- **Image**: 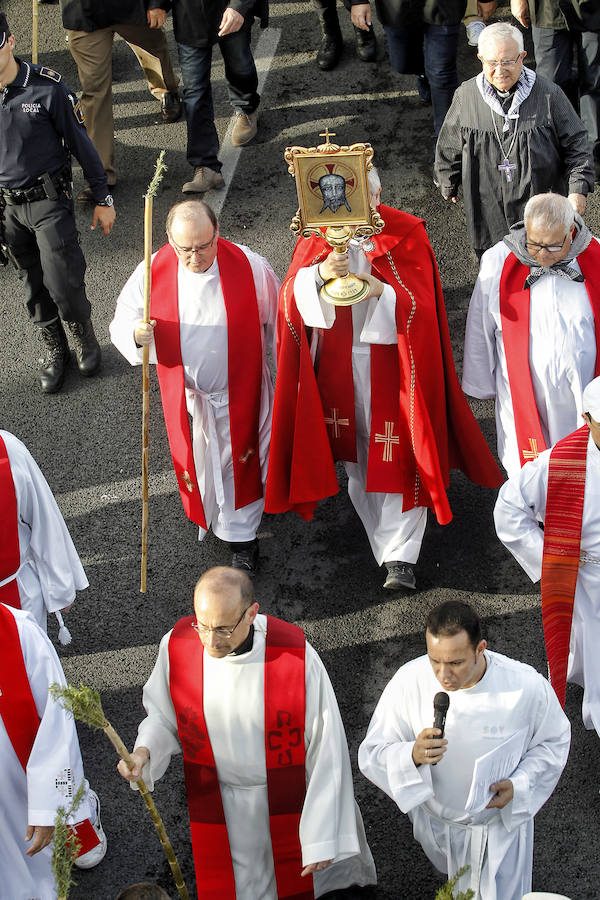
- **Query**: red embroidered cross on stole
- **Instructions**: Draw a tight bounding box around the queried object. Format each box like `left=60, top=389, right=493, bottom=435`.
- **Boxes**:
left=500, top=241, right=600, bottom=467
left=0, top=435, right=21, bottom=608
left=150, top=240, right=264, bottom=529
left=541, top=425, right=589, bottom=707
left=169, top=615, right=314, bottom=899
left=0, top=603, right=100, bottom=856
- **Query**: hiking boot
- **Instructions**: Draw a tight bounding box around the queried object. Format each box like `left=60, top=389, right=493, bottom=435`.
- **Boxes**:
left=182, top=167, right=225, bottom=194
left=317, top=19, right=343, bottom=70
left=38, top=319, right=70, bottom=393
left=383, top=562, right=416, bottom=591
left=231, top=110, right=259, bottom=147
left=66, top=319, right=102, bottom=377
left=353, top=25, right=376, bottom=62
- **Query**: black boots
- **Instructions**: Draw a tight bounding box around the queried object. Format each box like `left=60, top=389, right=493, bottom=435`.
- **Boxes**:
left=66, top=319, right=102, bottom=377
left=353, top=25, right=377, bottom=62
left=317, top=15, right=343, bottom=70
left=39, top=318, right=70, bottom=393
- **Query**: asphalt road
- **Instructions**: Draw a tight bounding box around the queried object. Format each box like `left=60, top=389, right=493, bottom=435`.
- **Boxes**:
left=2, top=1, right=599, bottom=898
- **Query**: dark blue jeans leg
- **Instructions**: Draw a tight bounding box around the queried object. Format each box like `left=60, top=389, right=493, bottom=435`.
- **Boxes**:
left=423, top=23, right=460, bottom=138
left=219, top=28, right=260, bottom=114
left=383, top=24, right=425, bottom=77
left=176, top=41, right=221, bottom=172
left=578, top=30, right=600, bottom=154
left=532, top=26, right=578, bottom=108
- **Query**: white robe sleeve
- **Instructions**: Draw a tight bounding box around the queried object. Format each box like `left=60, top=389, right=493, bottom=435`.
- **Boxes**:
left=242, top=246, right=281, bottom=365
left=133, top=630, right=181, bottom=791
left=358, top=674, right=434, bottom=814
left=500, top=674, right=570, bottom=832
left=493, top=450, right=551, bottom=583
left=18, top=612, right=90, bottom=825
left=462, top=249, right=501, bottom=400
left=110, top=259, right=158, bottom=366
left=4, top=431, right=88, bottom=616
left=299, top=644, right=365, bottom=866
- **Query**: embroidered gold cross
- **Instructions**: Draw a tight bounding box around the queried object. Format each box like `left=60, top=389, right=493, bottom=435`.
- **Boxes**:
left=324, top=408, right=350, bottom=439
left=375, top=421, right=400, bottom=462
left=239, top=448, right=255, bottom=463
left=522, top=438, right=540, bottom=461
left=180, top=470, right=194, bottom=493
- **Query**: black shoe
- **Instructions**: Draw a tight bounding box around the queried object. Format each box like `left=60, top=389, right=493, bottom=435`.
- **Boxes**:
left=38, top=319, right=70, bottom=393
left=66, top=319, right=102, bottom=377
left=230, top=540, right=259, bottom=577
left=160, top=92, right=182, bottom=123
left=317, top=21, right=343, bottom=70
left=353, top=25, right=376, bottom=62
left=383, top=562, right=416, bottom=591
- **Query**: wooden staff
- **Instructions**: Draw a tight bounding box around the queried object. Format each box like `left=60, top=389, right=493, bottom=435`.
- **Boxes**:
left=50, top=682, right=190, bottom=900
left=32, top=0, right=39, bottom=64
left=140, top=151, right=167, bottom=593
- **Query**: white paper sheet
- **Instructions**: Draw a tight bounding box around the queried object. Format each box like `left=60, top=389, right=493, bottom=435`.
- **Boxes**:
left=464, top=727, right=528, bottom=814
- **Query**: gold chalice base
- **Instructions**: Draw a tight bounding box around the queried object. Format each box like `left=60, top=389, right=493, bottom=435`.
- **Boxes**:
left=320, top=274, right=370, bottom=306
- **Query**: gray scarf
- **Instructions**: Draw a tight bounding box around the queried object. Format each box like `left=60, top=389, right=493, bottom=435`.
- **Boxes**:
left=503, top=214, right=592, bottom=287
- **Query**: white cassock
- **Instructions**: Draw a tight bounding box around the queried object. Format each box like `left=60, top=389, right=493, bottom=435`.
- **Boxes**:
left=132, top=613, right=377, bottom=899
left=494, top=432, right=600, bottom=734
left=293, top=241, right=427, bottom=566
left=1, top=605, right=92, bottom=900
left=0, top=430, right=88, bottom=631
left=358, top=650, right=570, bottom=900
left=110, top=246, right=280, bottom=543
left=462, top=240, right=597, bottom=478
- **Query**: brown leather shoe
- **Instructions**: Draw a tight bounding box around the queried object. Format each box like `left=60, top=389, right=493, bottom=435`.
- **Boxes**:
left=181, top=167, right=225, bottom=194
left=231, top=110, right=258, bottom=147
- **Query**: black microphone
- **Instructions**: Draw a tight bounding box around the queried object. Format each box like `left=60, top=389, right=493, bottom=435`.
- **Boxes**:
left=433, top=691, right=450, bottom=736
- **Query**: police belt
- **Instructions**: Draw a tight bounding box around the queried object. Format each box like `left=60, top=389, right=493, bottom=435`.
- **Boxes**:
left=0, top=168, right=71, bottom=205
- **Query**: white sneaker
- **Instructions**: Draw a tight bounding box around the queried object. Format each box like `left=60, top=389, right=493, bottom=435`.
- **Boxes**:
left=73, top=789, right=107, bottom=869
left=466, top=21, right=485, bottom=47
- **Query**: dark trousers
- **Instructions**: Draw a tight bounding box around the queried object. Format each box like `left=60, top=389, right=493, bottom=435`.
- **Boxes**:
left=311, top=0, right=352, bottom=28
left=384, top=22, right=461, bottom=137
left=3, top=195, right=90, bottom=325
left=533, top=26, right=600, bottom=152
left=177, top=30, right=259, bottom=173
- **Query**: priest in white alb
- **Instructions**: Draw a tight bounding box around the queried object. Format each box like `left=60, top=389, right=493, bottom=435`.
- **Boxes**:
left=0, top=429, right=88, bottom=640
left=462, top=191, right=600, bottom=478
left=358, top=600, right=570, bottom=900
left=495, top=375, right=600, bottom=736
left=0, top=602, right=106, bottom=900
left=117, top=567, right=377, bottom=899
left=110, top=200, right=280, bottom=575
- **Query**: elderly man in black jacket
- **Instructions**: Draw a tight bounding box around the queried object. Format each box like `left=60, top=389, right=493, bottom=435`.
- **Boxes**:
left=163, top=0, right=268, bottom=194
left=60, top=0, right=181, bottom=200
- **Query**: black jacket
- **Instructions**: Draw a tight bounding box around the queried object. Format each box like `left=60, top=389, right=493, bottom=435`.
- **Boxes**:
left=559, top=0, right=600, bottom=32
left=60, top=0, right=165, bottom=32
left=350, top=0, right=469, bottom=27
left=162, top=0, right=268, bottom=48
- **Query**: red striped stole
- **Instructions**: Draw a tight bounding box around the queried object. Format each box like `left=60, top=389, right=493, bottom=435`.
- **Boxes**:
left=499, top=241, right=600, bottom=467
left=0, top=435, right=21, bottom=608
left=168, top=615, right=313, bottom=899
left=541, top=425, right=589, bottom=706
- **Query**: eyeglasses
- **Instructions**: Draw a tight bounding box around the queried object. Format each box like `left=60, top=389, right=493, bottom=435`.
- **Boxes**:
left=191, top=606, right=249, bottom=639
left=480, top=54, right=522, bottom=69
left=170, top=230, right=217, bottom=255
left=525, top=233, right=569, bottom=254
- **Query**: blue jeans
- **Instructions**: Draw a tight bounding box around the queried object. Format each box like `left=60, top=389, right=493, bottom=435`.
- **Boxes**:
left=177, top=30, right=259, bottom=172
left=384, top=23, right=460, bottom=138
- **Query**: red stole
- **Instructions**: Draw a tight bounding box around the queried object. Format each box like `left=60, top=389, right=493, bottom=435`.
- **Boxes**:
left=0, top=603, right=100, bottom=856
left=499, top=241, right=600, bottom=467
left=150, top=241, right=264, bottom=529
left=0, top=435, right=21, bottom=608
left=168, top=615, right=313, bottom=900
left=541, top=425, right=589, bottom=707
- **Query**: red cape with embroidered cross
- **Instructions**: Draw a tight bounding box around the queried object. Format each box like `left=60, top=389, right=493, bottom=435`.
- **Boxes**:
left=0, top=434, right=22, bottom=609
left=265, top=205, right=503, bottom=523
left=0, top=603, right=100, bottom=857
left=499, top=240, right=600, bottom=468
left=150, top=240, right=264, bottom=530
left=168, top=613, right=313, bottom=900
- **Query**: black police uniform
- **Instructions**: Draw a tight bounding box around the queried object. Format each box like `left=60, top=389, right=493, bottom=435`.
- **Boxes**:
left=0, top=58, right=111, bottom=326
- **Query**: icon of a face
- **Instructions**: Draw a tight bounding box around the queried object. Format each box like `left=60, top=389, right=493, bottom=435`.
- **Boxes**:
left=318, top=174, right=351, bottom=214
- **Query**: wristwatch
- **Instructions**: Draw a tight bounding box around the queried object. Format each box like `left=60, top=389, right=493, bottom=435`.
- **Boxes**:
left=96, top=194, right=114, bottom=207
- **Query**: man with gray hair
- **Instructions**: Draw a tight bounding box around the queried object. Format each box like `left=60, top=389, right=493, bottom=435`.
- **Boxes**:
left=110, top=199, right=280, bottom=574
left=434, top=21, right=595, bottom=256
left=462, top=191, right=600, bottom=477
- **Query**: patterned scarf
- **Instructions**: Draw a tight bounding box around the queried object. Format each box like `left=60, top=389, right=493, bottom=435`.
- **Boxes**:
left=525, top=264, right=585, bottom=288
left=477, top=66, right=536, bottom=131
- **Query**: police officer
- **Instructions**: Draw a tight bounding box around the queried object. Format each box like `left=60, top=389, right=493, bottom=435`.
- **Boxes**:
left=0, top=12, right=116, bottom=393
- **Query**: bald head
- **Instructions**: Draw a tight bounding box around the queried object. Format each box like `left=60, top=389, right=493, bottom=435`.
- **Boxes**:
left=193, top=567, right=258, bottom=657
left=166, top=200, right=219, bottom=273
